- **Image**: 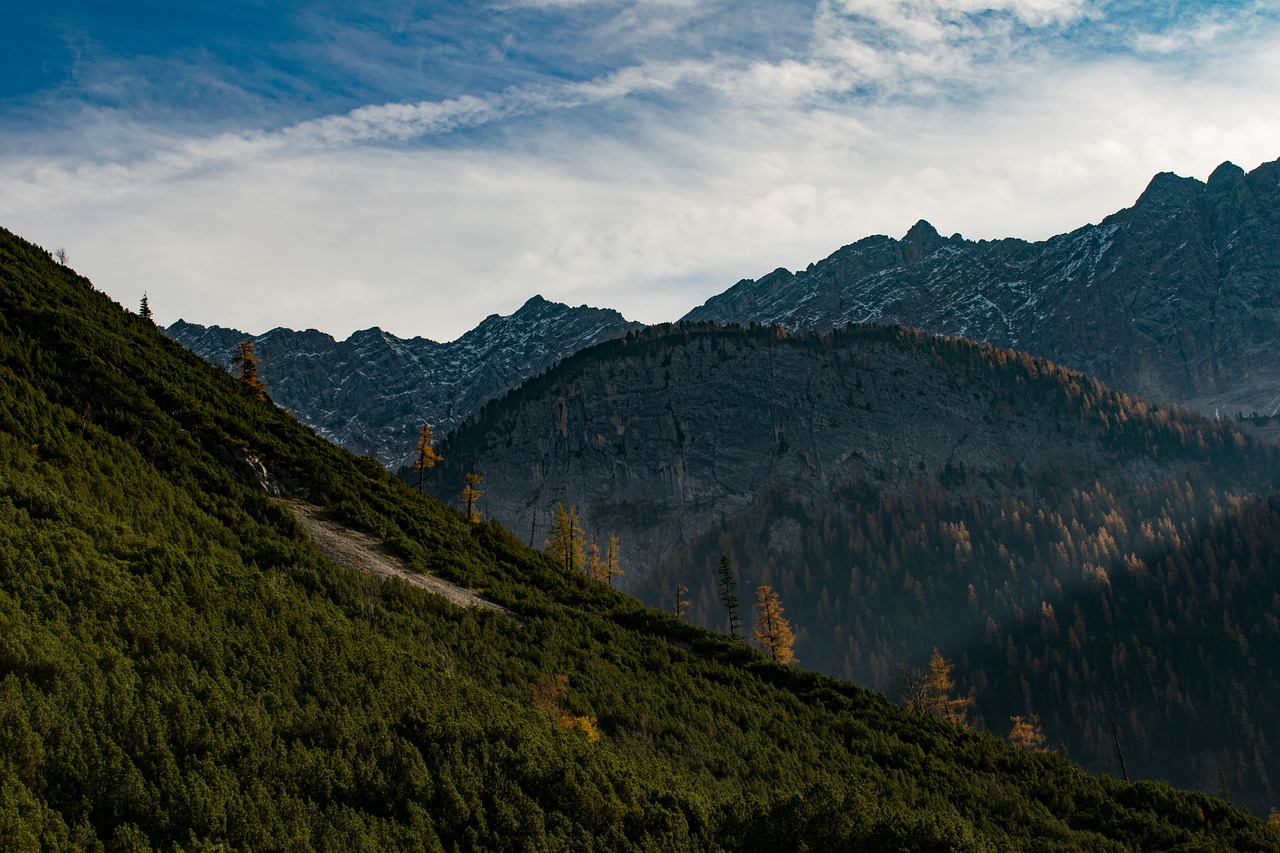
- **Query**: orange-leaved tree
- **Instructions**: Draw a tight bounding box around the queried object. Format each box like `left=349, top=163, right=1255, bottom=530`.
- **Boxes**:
left=546, top=502, right=585, bottom=572
left=412, top=422, right=442, bottom=492
left=1009, top=714, right=1047, bottom=750
left=231, top=339, right=266, bottom=400
left=753, top=584, right=796, bottom=665
left=461, top=471, right=483, bottom=523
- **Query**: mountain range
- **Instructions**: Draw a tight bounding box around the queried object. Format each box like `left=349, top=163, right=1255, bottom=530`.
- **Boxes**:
left=165, top=296, right=641, bottom=469
left=171, top=158, right=1280, bottom=465
left=10, top=225, right=1278, bottom=848
left=684, top=159, right=1280, bottom=430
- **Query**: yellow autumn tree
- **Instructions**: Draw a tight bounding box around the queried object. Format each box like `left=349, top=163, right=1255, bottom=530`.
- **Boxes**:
left=460, top=471, right=483, bottom=523
left=904, top=649, right=972, bottom=724
left=1009, top=714, right=1047, bottom=751
left=603, top=533, right=622, bottom=587
left=545, top=502, right=585, bottom=572
left=530, top=674, right=600, bottom=741
left=584, top=535, right=603, bottom=581
left=231, top=339, right=266, bottom=400
left=753, top=584, right=796, bottom=665
left=411, top=422, right=442, bottom=492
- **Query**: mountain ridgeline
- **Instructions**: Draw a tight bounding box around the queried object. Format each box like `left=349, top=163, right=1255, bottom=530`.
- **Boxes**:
left=165, top=296, right=642, bottom=469
left=12, top=227, right=1279, bottom=847
left=432, top=322, right=1280, bottom=813
left=684, top=158, right=1280, bottom=429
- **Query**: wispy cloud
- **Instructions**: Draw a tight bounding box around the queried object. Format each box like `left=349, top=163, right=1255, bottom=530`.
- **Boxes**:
left=1, top=1, right=1278, bottom=341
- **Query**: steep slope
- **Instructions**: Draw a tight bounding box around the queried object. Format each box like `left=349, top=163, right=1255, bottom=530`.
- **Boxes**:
left=7, top=231, right=1275, bottom=848
left=684, top=158, right=1280, bottom=427
left=165, top=296, right=642, bottom=468
left=432, top=322, right=1280, bottom=813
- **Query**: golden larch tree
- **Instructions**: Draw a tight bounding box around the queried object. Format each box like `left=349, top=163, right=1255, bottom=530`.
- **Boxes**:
left=753, top=584, right=796, bottom=665
left=231, top=339, right=267, bottom=399
left=584, top=535, right=603, bottom=581
left=411, top=422, right=442, bottom=492
left=461, top=471, right=483, bottom=523
left=1009, top=714, right=1047, bottom=751
left=925, top=648, right=972, bottom=725
left=603, top=533, right=622, bottom=587
left=546, top=502, right=585, bottom=572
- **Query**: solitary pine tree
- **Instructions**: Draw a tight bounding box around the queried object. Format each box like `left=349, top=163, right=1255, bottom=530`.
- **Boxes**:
left=461, top=471, right=483, bottom=524
left=674, top=583, right=689, bottom=621
left=546, top=502, right=585, bottom=572
left=139, top=293, right=153, bottom=322
left=753, top=584, right=796, bottom=664
left=412, top=422, right=443, bottom=492
left=717, top=554, right=742, bottom=640
left=231, top=340, right=267, bottom=400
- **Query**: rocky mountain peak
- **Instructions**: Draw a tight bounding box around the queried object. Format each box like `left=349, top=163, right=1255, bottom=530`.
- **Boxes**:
left=166, top=298, right=642, bottom=467
left=1133, top=169, right=1204, bottom=210
left=1207, top=160, right=1246, bottom=188
left=901, top=219, right=946, bottom=262
left=683, top=156, right=1280, bottom=428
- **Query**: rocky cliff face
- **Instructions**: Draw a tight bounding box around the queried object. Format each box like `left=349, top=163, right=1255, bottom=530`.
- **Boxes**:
left=165, top=296, right=642, bottom=468
left=684, top=158, right=1280, bottom=428
left=431, top=324, right=1262, bottom=584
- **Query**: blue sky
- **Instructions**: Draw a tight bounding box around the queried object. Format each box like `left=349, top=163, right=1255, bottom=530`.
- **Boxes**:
left=2, top=1, right=1278, bottom=341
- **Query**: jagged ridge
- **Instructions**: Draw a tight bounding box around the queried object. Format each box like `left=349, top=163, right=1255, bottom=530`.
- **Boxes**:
left=684, top=158, right=1280, bottom=426
left=166, top=296, right=642, bottom=468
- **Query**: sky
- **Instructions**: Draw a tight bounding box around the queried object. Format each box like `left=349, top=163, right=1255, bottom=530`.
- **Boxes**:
left=2, top=1, right=1278, bottom=342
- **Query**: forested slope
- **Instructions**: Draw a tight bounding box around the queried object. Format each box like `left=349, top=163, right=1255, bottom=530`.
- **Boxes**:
left=2, top=226, right=1277, bottom=850
left=434, top=323, right=1280, bottom=814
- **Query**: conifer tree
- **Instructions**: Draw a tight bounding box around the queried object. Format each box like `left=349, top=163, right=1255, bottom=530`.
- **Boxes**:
left=1008, top=714, right=1047, bottom=750
left=717, top=554, right=742, bottom=640
left=753, top=584, right=796, bottom=664
left=925, top=649, right=972, bottom=725
left=139, top=292, right=152, bottom=322
left=546, top=502, right=585, bottom=572
left=584, top=535, right=603, bottom=581
left=411, top=422, right=443, bottom=492
left=231, top=339, right=267, bottom=400
left=604, top=533, right=622, bottom=587
left=461, top=471, right=483, bottom=524
left=674, top=583, right=689, bottom=621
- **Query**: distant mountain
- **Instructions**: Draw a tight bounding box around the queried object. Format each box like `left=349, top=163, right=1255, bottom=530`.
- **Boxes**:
left=684, top=158, right=1280, bottom=430
left=432, top=322, right=1280, bottom=812
left=13, top=226, right=1277, bottom=849
left=165, top=296, right=642, bottom=468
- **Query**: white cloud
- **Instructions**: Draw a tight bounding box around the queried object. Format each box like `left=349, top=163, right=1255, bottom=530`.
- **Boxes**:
left=2, top=1, right=1279, bottom=342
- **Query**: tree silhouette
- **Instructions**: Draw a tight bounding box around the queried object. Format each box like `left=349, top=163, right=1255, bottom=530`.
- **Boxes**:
left=717, top=554, right=742, bottom=640
left=139, top=293, right=152, bottom=322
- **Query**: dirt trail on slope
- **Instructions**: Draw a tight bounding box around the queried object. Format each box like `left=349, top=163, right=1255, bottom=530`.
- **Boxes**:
left=282, top=499, right=514, bottom=617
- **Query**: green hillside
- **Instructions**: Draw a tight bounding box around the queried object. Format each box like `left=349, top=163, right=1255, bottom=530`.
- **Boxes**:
left=2, top=225, right=1277, bottom=850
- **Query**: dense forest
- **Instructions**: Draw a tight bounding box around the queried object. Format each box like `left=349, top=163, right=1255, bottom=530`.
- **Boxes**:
left=429, top=320, right=1280, bottom=814
left=3, top=225, right=1280, bottom=850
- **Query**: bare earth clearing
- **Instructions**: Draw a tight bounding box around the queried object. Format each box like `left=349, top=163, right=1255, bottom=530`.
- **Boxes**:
left=282, top=499, right=514, bottom=617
